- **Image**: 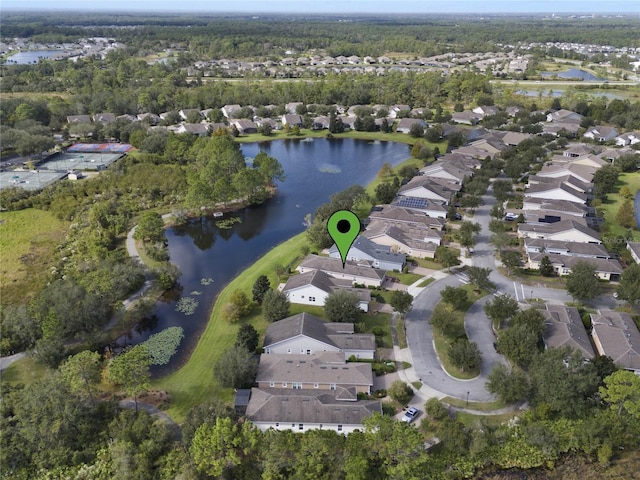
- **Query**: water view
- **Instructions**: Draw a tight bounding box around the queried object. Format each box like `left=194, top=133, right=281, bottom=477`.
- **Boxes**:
left=3, top=50, right=71, bottom=64
left=119, top=138, right=412, bottom=373
left=540, top=68, right=604, bottom=81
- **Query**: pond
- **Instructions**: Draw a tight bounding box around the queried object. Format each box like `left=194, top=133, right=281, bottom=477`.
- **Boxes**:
left=540, top=68, right=604, bottom=81
left=3, top=50, right=71, bottom=64
left=117, top=138, right=412, bottom=374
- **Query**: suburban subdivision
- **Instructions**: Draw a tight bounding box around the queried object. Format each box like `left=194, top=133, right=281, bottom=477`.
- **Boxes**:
left=1, top=9, right=639, bottom=480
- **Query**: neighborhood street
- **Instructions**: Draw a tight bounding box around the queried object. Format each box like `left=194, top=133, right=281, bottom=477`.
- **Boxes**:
left=405, top=183, right=619, bottom=403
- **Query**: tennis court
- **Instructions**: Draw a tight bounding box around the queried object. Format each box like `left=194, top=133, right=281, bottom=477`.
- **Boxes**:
left=39, top=151, right=124, bottom=172
left=0, top=170, right=67, bottom=191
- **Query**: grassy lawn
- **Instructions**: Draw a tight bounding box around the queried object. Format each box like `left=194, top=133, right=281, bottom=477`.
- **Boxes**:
left=598, top=171, right=640, bottom=242
left=385, top=271, right=423, bottom=285
left=0, top=208, right=69, bottom=305
left=431, top=285, right=488, bottom=380
left=396, top=316, right=408, bottom=348
left=417, top=277, right=436, bottom=288
left=1, top=356, right=49, bottom=386
left=151, top=233, right=308, bottom=422
left=414, top=256, right=446, bottom=270
left=441, top=396, right=507, bottom=412
left=455, top=411, right=519, bottom=427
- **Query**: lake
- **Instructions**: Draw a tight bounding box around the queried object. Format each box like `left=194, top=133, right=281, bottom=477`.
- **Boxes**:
left=540, top=68, right=604, bottom=81
left=117, top=138, right=412, bottom=373
left=3, top=50, right=70, bottom=64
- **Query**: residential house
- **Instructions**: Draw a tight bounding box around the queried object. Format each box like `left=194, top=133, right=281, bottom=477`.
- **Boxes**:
left=627, top=242, right=640, bottom=264
left=263, top=312, right=376, bottom=359
left=527, top=252, right=622, bottom=280
left=524, top=238, right=610, bottom=259
left=590, top=311, right=640, bottom=373
left=312, top=116, right=331, bottom=130
left=535, top=164, right=596, bottom=185
left=472, top=105, right=499, bottom=117
left=92, top=113, right=116, bottom=124
left=178, top=108, right=201, bottom=121
left=543, top=122, right=580, bottom=137
left=522, top=198, right=589, bottom=219
left=282, top=114, right=304, bottom=127
left=546, top=109, right=584, bottom=124
left=583, top=125, right=619, bottom=143
left=329, top=235, right=406, bottom=271
left=367, top=205, right=446, bottom=229
left=397, top=177, right=459, bottom=204
left=363, top=222, right=441, bottom=259
left=501, top=131, right=531, bottom=146
left=451, top=111, right=481, bottom=125
left=388, top=105, right=411, bottom=119
left=245, top=388, right=382, bottom=433
left=67, top=114, right=92, bottom=124
left=615, top=131, right=640, bottom=147
left=524, top=181, right=588, bottom=205
left=137, top=113, right=160, bottom=124
left=562, top=144, right=594, bottom=158
left=396, top=118, right=425, bottom=134
left=297, top=254, right=386, bottom=287
left=517, top=219, right=601, bottom=244
left=282, top=270, right=371, bottom=312
left=285, top=102, right=303, bottom=114
left=176, top=123, right=210, bottom=136
left=255, top=352, right=373, bottom=394
left=221, top=104, right=242, bottom=118
left=541, top=305, right=595, bottom=359
left=420, top=160, right=471, bottom=184
left=116, top=114, right=137, bottom=123
left=231, top=119, right=258, bottom=134
left=391, top=196, right=449, bottom=217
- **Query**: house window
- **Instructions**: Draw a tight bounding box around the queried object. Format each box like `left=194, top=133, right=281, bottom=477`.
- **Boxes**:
left=309, top=296, right=316, bottom=302
left=306, top=349, right=311, bottom=355
left=270, top=381, right=275, bottom=387
left=265, top=348, right=270, bottom=354
left=275, top=423, right=279, bottom=427
left=314, top=383, right=319, bottom=388
left=282, top=382, right=287, bottom=387
left=293, top=382, right=302, bottom=389
left=301, top=295, right=305, bottom=299
left=287, top=348, right=292, bottom=354
left=299, top=424, right=304, bottom=430
left=337, top=425, right=343, bottom=432
left=330, top=383, right=336, bottom=390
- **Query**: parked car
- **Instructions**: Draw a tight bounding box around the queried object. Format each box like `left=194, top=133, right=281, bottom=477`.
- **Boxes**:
left=401, top=407, right=419, bottom=423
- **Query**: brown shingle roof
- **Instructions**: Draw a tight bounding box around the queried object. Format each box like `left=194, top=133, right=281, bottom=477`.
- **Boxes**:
left=542, top=305, right=595, bottom=359
left=591, top=311, right=640, bottom=371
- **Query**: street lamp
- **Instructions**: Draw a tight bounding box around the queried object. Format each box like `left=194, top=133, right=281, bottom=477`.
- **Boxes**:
left=466, top=391, right=469, bottom=406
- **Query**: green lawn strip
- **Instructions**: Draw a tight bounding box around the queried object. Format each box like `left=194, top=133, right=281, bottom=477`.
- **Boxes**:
left=431, top=285, right=487, bottom=380
left=440, top=396, right=507, bottom=412
left=417, top=277, right=435, bottom=288
left=455, top=411, right=518, bottom=427
left=1, top=356, right=50, bottom=386
left=598, top=171, right=640, bottom=242
left=385, top=271, right=423, bottom=286
left=414, top=257, right=445, bottom=270
left=396, top=316, right=408, bottom=349
left=0, top=208, right=69, bottom=305
left=151, top=233, right=308, bottom=422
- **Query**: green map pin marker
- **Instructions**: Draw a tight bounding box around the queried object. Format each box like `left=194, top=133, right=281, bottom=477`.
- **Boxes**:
left=327, top=209, right=360, bottom=268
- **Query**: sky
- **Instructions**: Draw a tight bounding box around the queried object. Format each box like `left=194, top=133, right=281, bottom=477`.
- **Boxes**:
left=1, top=0, right=638, bottom=14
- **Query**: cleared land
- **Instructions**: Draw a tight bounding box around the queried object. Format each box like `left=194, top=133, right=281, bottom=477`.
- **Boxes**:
left=0, top=208, right=69, bottom=304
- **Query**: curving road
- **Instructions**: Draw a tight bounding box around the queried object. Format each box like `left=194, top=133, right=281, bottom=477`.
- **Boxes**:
left=406, top=184, right=619, bottom=402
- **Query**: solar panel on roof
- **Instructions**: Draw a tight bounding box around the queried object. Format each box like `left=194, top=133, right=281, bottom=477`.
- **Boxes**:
left=394, top=197, right=429, bottom=210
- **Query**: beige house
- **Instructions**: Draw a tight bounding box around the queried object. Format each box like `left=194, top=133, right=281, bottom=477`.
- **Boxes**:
left=527, top=252, right=622, bottom=281
left=590, top=311, right=640, bottom=374
left=297, top=254, right=386, bottom=288
left=363, top=222, right=441, bottom=259
left=518, top=220, right=601, bottom=244
left=282, top=270, right=371, bottom=312
left=541, top=305, right=595, bottom=359
left=256, top=352, right=373, bottom=394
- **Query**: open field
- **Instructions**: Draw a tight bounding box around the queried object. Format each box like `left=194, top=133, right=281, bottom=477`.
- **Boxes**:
left=598, top=171, right=640, bottom=243
left=152, top=233, right=308, bottom=422
left=0, top=208, right=69, bottom=304
left=1, top=356, right=49, bottom=386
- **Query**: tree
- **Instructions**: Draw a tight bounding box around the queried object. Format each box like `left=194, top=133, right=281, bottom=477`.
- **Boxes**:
left=539, top=255, right=554, bottom=277
left=436, top=246, right=460, bottom=271
left=496, top=321, right=542, bottom=369
left=566, top=261, right=601, bottom=302
left=430, top=304, right=465, bottom=339
left=106, top=345, right=151, bottom=412
left=191, top=417, right=262, bottom=479
left=252, top=275, right=271, bottom=304
left=492, top=180, right=513, bottom=202
left=214, top=345, right=258, bottom=389
left=143, top=326, right=184, bottom=365
left=616, top=198, right=636, bottom=229
left=486, top=364, right=530, bottom=403
left=375, top=182, right=398, bottom=204
left=134, top=211, right=165, bottom=243
left=254, top=151, right=286, bottom=187
left=501, top=250, right=522, bottom=276
left=617, top=263, right=640, bottom=307
left=467, top=266, right=495, bottom=291
left=235, top=323, right=259, bottom=353
left=182, top=399, right=236, bottom=447
left=424, top=397, right=449, bottom=421
left=225, top=289, right=252, bottom=322
left=388, top=380, right=414, bottom=405
left=448, top=340, right=481, bottom=372
left=490, top=204, right=505, bottom=220
left=262, top=289, right=290, bottom=322
left=440, top=286, right=468, bottom=310
left=324, top=289, right=360, bottom=323
left=389, top=290, right=413, bottom=316
left=490, top=231, right=511, bottom=253
left=593, top=164, right=619, bottom=201
left=60, top=350, right=102, bottom=403
left=484, top=294, right=519, bottom=328
left=409, top=123, right=424, bottom=138
left=459, top=221, right=481, bottom=248
left=599, top=370, right=640, bottom=418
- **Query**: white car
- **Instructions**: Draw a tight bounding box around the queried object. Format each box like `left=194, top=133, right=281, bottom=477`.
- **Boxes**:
left=401, top=407, right=419, bottom=423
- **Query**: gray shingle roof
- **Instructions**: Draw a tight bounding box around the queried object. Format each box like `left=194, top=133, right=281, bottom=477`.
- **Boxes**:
left=297, top=254, right=386, bottom=281
left=368, top=205, right=445, bottom=229
left=524, top=238, right=610, bottom=258
left=328, top=236, right=406, bottom=266
left=246, top=388, right=382, bottom=426
left=264, top=313, right=334, bottom=349
left=591, top=311, right=640, bottom=371
left=542, top=305, right=595, bottom=359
